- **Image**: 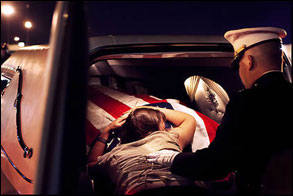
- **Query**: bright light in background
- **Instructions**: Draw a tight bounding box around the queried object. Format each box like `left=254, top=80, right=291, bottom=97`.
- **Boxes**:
left=14, top=36, right=20, bottom=42
left=1, top=5, right=15, bottom=16
left=18, top=42, right=25, bottom=47
left=24, top=21, right=32, bottom=29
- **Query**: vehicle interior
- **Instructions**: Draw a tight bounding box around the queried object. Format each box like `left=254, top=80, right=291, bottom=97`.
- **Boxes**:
left=80, top=35, right=240, bottom=195
left=83, top=35, right=292, bottom=195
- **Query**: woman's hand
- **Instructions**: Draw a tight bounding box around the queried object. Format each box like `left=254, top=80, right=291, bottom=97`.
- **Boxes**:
left=88, top=112, right=130, bottom=165
left=109, top=115, right=128, bottom=129
left=101, top=106, right=153, bottom=138
left=101, top=114, right=128, bottom=138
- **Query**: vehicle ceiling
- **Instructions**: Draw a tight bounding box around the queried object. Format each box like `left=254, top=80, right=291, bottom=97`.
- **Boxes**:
left=88, top=35, right=243, bottom=103
left=88, top=35, right=230, bottom=51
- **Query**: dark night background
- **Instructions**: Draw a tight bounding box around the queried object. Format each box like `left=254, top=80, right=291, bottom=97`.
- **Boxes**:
left=1, top=1, right=292, bottom=45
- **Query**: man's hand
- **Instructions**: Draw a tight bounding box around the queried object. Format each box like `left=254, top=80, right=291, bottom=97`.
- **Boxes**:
left=147, top=149, right=180, bottom=167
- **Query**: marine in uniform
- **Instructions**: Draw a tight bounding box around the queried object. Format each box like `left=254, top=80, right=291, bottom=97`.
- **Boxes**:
left=147, top=27, right=293, bottom=194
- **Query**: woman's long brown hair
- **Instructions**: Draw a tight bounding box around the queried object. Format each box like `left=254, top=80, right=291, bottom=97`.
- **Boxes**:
left=120, top=108, right=166, bottom=144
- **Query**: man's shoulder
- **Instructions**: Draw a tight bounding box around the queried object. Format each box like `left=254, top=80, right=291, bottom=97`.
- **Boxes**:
left=233, top=78, right=292, bottom=99
left=229, top=88, right=257, bottom=104
left=228, top=80, right=293, bottom=111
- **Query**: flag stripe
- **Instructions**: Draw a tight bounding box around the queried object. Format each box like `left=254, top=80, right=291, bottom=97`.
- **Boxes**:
left=88, top=88, right=131, bottom=119
left=195, top=111, right=219, bottom=142
left=87, top=100, right=115, bottom=129
left=134, top=94, right=166, bottom=103
left=90, top=85, right=149, bottom=107
left=85, top=120, right=101, bottom=145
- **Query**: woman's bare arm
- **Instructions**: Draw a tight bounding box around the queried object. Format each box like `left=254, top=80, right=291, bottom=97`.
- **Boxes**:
left=87, top=116, right=127, bottom=167
left=136, top=106, right=196, bottom=150
left=88, top=106, right=196, bottom=166
left=157, top=107, right=196, bottom=150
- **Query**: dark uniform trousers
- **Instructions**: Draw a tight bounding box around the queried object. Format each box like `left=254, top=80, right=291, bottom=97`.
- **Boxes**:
left=171, top=72, right=293, bottom=194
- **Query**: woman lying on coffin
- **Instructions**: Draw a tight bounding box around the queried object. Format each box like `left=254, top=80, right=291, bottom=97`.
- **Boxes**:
left=87, top=106, right=206, bottom=195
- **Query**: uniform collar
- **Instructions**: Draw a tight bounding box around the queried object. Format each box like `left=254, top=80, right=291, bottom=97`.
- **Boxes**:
left=252, top=71, right=283, bottom=88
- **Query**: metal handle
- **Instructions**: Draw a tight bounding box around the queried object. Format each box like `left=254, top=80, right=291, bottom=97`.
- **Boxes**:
left=14, top=66, right=33, bottom=158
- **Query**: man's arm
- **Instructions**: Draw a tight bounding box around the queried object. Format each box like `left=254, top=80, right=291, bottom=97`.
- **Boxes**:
left=170, top=97, right=243, bottom=180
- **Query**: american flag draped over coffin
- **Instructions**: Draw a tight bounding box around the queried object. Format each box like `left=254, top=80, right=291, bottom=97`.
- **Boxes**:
left=85, top=85, right=219, bottom=152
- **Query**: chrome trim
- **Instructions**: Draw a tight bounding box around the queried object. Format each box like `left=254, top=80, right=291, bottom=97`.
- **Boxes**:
left=1, top=145, right=33, bottom=183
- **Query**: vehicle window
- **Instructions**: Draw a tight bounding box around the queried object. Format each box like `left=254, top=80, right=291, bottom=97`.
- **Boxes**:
left=1, top=66, right=15, bottom=96
left=1, top=74, right=10, bottom=95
